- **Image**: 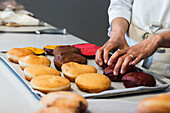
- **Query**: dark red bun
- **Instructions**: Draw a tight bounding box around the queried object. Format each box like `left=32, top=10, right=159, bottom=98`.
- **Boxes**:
left=103, top=58, right=137, bottom=82
left=122, top=72, right=156, bottom=88
left=72, top=43, right=100, bottom=59
left=106, top=74, right=124, bottom=82
left=101, top=63, right=108, bottom=70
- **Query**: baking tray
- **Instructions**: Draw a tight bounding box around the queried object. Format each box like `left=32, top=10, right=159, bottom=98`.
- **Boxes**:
left=0, top=53, right=169, bottom=100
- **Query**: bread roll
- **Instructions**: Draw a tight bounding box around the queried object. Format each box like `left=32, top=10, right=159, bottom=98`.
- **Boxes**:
left=75, top=73, right=111, bottom=93
left=103, top=60, right=137, bottom=82
left=23, top=47, right=45, bottom=55
left=61, top=62, right=97, bottom=82
left=53, top=45, right=87, bottom=71
left=43, top=45, right=63, bottom=55
left=40, top=91, right=88, bottom=113
left=53, top=45, right=81, bottom=56
left=122, top=72, right=156, bottom=88
left=18, top=55, right=51, bottom=70
left=24, top=65, right=60, bottom=81
left=30, top=75, right=71, bottom=93
left=7, top=48, right=35, bottom=63
left=138, top=94, right=170, bottom=113
left=72, top=43, right=101, bottom=59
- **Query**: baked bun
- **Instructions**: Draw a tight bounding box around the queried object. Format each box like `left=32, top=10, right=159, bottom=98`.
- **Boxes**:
left=103, top=58, right=138, bottom=82
left=103, top=64, right=137, bottom=82
left=53, top=46, right=87, bottom=71
left=138, top=94, right=170, bottom=113
left=72, top=43, right=101, bottom=59
left=23, top=47, right=45, bottom=55
left=54, top=53, right=87, bottom=71
left=40, top=91, right=88, bottom=113
left=61, top=62, right=97, bottom=82
left=53, top=45, right=81, bottom=56
left=43, top=45, right=63, bottom=55
left=24, top=65, right=60, bottom=81
left=122, top=72, right=156, bottom=88
left=36, top=107, right=74, bottom=113
left=18, top=55, right=51, bottom=70
left=75, top=73, right=111, bottom=93
left=30, top=75, right=71, bottom=93
left=7, top=48, right=35, bottom=63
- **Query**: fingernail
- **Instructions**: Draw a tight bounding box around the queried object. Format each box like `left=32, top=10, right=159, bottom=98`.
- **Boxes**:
left=108, top=61, right=111, bottom=66
left=99, top=62, right=102, bottom=66
left=104, top=60, right=107, bottom=64
left=121, top=70, right=124, bottom=74
left=114, top=71, right=117, bottom=75
left=131, top=62, right=134, bottom=65
left=129, top=62, right=132, bottom=65
left=120, top=70, right=123, bottom=74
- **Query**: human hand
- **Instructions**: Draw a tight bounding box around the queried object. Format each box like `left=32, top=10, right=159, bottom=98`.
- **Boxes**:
left=108, top=35, right=160, bottom=75
left=95, top=30, right=129, bottom=66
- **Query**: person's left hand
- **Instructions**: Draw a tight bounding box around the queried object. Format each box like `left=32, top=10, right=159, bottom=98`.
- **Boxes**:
left=108, top=34, right=161, bottom=75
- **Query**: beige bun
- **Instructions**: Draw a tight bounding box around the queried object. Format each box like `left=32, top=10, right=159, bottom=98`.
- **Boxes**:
left=35, top=107, right=75, bottom=113
left=18, top=55, right=51, bottom=70
left=30, top=75, right=71, bottom=93
left=75, top=73, right=111, bottom=93
left=138, top=94, right=170, bottom=113
left=40, top=91, right=88, bottom=113
left=61, top=62, right=97, bottom=82
left=24, top=65, right=60, bottom=81
left=7, top=48, right=35, bottom=63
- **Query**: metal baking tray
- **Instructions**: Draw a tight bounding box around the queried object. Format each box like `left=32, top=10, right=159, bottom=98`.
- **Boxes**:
left=0, top=53, right=169, bottom=100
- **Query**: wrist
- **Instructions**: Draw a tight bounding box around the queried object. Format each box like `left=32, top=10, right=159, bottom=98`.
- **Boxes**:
left=154, top=34, right=163, bottom=48
left=110, top=17, right=129, bottom=35
left=110, top=30, right=125, bottom=40
left=111, top=27, right=126, bottom=34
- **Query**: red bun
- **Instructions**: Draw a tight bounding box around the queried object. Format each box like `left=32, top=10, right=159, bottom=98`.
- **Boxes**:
left=103, top=58, right=137, bottom=82
left=72, top=43, right=100, bottom=59
left=122, top=72, right=156, bottom=88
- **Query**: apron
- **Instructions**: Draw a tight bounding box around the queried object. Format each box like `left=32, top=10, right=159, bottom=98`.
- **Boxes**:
left=127, top=0, right=170, bottom=77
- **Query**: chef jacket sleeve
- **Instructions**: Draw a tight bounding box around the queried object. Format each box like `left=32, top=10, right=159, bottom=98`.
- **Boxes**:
left=108, top=0, right=133, bottom=36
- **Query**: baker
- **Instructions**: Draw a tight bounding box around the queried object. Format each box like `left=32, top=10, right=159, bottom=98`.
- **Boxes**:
left=95, top=0, right=170, bottom=77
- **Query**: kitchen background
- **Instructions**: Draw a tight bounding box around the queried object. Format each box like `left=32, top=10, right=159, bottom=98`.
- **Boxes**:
left=17, top=0, right=110, bottom=46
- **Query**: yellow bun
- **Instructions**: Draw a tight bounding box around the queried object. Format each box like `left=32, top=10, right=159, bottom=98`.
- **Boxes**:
left=7, top=48, right=35, bottom=63
left=44, top=45, right=63, bottom=50
left=61, top=62, right=97, bottom=82
left=30, top=75, right=71, bottom=93
left=23, top=47, right=45, bottom=55
left=138, top=94, right=170, bottom=113
left=35, top=107, right=74, bottom=113
left=43, top=45, right=63, bottom=55
left=40, top=91, right=88, bottom=113
left=24, top=65, right=60, bottom=81
left=18, top=55, right=51, bottom=70
left=75, top=73, right=111, bottom=93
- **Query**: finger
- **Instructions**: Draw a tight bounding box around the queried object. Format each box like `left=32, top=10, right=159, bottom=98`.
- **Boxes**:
left=114, top=57, right=124, bottom=76
left=131, top=54, right=143, bottom=65
left=95, top=49, right=104, bottom=66
left=103, top=47, right=111, bottom=64
left=121, top=55, right=134, bottom=74
left=108, top=50, right=125, bottom=66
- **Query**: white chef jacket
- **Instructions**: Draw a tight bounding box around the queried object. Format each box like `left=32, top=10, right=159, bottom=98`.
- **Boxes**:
left=108, top=0, right=170, bottom=77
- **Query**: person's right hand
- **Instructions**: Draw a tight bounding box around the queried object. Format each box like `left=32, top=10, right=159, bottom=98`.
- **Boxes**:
left=95, top=30, right=129, bottom=67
